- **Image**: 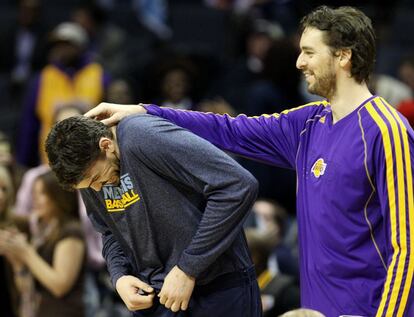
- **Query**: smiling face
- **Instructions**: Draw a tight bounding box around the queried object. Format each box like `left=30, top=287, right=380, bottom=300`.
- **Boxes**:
left=296, top=27, right=338, bottom=99
left=75, top=137, right=120, bottom=191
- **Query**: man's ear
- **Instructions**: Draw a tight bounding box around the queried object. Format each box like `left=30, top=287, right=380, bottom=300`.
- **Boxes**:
left=339, top=48, right=352, bottom=69
left=98, top=137, right=115, bottom=153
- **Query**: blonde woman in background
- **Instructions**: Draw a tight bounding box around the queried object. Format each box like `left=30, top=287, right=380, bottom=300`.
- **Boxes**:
left=0, top=165, right=19, bottom=317
left=0, top=171, right=86, bottom=317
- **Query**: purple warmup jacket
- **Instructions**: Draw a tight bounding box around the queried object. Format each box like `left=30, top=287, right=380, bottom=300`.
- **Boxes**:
left=146, top=95, right=414, bottom=317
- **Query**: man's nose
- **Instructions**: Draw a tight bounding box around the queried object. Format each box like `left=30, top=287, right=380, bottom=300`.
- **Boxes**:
left=296, top=54, right=306, bottom=69
left=91, top=183, right=102, bottom=191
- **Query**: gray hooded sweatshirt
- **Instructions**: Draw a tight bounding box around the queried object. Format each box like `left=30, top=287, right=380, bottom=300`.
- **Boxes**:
left=81, top=114, right=258, bottom=290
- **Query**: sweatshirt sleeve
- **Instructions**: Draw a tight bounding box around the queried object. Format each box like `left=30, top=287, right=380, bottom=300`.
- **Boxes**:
left=145, top=102, right=328, bottom=169
left=119, top=115, right=259, bottom=278
left=80, top=191, right=132, bottom=287
left=365, top=103, right=414, bottom=317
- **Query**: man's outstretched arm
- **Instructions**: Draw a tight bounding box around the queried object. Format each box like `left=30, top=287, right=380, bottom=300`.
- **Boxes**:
left=86, top=101, right=329, bottom=169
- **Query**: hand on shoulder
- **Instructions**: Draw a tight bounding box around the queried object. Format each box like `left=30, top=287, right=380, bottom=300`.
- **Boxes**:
left=85, top=102, right=148, bottom=126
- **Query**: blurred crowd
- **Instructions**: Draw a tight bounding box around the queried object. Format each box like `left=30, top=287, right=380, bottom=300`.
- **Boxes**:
left=1, top=0, right=414, bottom=316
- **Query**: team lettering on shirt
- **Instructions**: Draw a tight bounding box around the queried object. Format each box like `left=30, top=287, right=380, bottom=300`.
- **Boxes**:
left=102, top=173, right=140, bottom=212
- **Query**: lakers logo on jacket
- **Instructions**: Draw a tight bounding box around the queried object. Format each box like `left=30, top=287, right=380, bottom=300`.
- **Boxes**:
left=311, top=158, right=327, bottom=178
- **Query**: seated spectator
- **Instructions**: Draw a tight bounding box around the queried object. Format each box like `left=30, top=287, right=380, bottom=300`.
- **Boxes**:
left=0, top=0, right=47, bottom=102
left=106, top=79, right=135, bottom=104
left=0, top=166, right=19, bottom=317
left=17, top=22, right=110, bottom=167
left=213, top=18, right=283, bottom=114
left=72, top=3, right=129, bottom=77
left=249, top=198, right=299, bottom=278
left=399, top=53, right=414, bottom=93
left=246, top=198, right=299, bottom=281
left=369, top=74, right=412, bottom=106
left=0, top=171, right=86, bottom=317
left=0, top=131, right=13, bottom=168
left=132, top=0, right=171, bottom=40
left=397, top=99, right=414, bottom=127
left=197, top=98, right=237, bottom=116
left=245, top=228, right=300, bottom=316
left=149, top=58, right=198, bottom=110
left=15, top=101, right=89, bottom=218
left=0, top=132, right=25, bottom=216
left=15, top=102, right=107, bottom=317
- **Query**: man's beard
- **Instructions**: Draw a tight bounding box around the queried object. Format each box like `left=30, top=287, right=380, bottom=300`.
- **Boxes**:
left=308, top=64, right=337, bottom=99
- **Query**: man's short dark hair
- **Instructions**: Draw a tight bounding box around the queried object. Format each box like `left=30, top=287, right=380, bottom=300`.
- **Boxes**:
left=45, top=115, right=113, bottom=190
left=300, top=6, right=376, bottom=83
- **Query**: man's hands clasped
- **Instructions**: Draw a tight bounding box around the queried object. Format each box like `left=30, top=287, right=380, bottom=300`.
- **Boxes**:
left=115, top=275, right=155, bottom=311
left=116, top=266, right=195, bottom=313
left=158, top=265, right=195, bottom=313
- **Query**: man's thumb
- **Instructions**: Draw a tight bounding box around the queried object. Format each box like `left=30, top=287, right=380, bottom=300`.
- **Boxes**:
left=131, top=278, right=153, bottom=293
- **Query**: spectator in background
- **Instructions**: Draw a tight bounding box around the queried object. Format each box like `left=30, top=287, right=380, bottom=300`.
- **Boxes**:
left=397, top=99, right=414, bottom=127
left=106, top=79, right=135, bottom=105
left=204, top=0, right=264, bottom=14
left=368, top=74, right=412, bottom=107
left=0, top=166, right=19, bottom=317
left=15, top=101, right=108, bottom=317
left=245, top=228, right=300, bottom=316
left=399, top=53, right=414, bottom=92
left=151, top=59, right=198, bottom=110
left=132, top=0, right=171, bottom=40
left=17, top=22, right=110, bottom=168
left=197, top=98, right=237, bottom=116
left=0, top=131, right=25, bottom=196
left=0, top=171, right=86, bottom=317
left=251, top=199, right=299, bottom=278
left=244, top=19, right=284, bottom=76
left=397, top=53, right=414, bottom=126
left=216, top=18, right=284, bottom=114
left=245, top=198, right=300, bottom=315
left=245, top=37, right=304, bottom=115
left=0, top=0, right=47, bottom=101
left=0, top=131, right=13, bottom=168
left=230, top=38, right=301, bottom=214
left=72, top=2, right=129, bottom=77
left=204, top=0, right=298, bottom=30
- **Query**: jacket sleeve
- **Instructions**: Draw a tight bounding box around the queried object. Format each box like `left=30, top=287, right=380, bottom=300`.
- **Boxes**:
left=80, top=191, right=132, bottom=287
left=145, top=102, right=328, bottom=169
left=367, top=105, right=414, bottom=317
left=120, top=115, right=259, bottom=278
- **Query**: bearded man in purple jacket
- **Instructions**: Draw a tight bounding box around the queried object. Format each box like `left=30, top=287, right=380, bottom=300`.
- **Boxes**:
left=86, top=6, right=414, bottom=317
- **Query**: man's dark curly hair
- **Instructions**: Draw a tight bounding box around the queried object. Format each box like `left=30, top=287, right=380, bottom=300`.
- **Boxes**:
left=300, top=6, right=376, bottom=84
left=45, top=116, right=113, bottom=190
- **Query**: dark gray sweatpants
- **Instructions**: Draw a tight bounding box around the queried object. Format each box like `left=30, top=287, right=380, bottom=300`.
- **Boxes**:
left=133, top=266, right=262, bottom=317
